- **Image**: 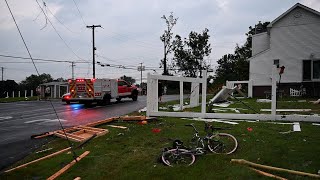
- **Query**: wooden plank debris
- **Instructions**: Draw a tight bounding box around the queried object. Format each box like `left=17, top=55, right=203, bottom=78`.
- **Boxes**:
left=231, top=159, right=320, bottom=178
left=107, top=125, right=128, bottom=129
left=249, top=167, right=287, bottom=180
left=54, top=127, right=108, bottom=142
left=5, top=147, right=72, bottom=173
left=47, top=151, right=90, bottom=180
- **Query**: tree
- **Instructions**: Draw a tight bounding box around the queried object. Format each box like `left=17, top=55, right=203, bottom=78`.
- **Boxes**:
left=172, top=28, right=212, bottom=78
left=19, top=73, right=53, bottom=91
left=213, top=21, right=270, bottom=86
left=120, top=75, right=136, bottom=84
left=160, top=12, right=178, bottom=75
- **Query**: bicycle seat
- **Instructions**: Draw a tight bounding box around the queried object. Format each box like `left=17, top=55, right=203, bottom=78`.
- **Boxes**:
left=173, top=139, right=183, bottom=148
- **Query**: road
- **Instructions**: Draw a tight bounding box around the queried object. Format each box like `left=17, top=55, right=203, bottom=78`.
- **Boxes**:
left=0, top=95, right=180, bottom=170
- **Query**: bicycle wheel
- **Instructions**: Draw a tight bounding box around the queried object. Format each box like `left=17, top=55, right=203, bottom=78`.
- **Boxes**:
left=207, top=133, right=238, bottom=154
left=161, top=148, right=196, bottom=167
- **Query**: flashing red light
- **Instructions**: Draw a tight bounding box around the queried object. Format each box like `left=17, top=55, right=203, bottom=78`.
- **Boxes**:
left=76, top=79, right=84, bottom=82
left=68, top=79, right=72, bottom=83
left=71, top=89, right=74, bottom=92
left=89, top=89, right=92, bottom=92
left=65, top=96, right=70, bottom=99
left=91, top=78, right=96, bottom=82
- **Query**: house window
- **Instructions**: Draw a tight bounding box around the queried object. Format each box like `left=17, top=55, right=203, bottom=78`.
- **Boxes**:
left=303, top=60, right=311, bottom=81
left=274, top=59, right=280, bottom=68
left=303, top=60, right=320, bottom=81
left=313, top=60, right=320, bottom=79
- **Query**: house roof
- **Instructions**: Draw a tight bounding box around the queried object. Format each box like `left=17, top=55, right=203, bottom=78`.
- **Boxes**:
left=40, top=81, right=68, bottom=86
left=267, top=3, right=320, bottom=28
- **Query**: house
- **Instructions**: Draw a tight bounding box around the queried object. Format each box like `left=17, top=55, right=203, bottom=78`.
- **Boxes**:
left=249, top=3, right=320, bottom=97
left=39, top=81, right=68, bottom=99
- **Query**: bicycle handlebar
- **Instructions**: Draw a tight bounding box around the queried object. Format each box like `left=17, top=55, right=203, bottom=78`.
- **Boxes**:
left=185, top=124, right=198, bottom=133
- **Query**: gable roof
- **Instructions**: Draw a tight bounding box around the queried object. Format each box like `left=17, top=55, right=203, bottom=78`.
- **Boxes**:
left=267, top=3, right=320, bottom=28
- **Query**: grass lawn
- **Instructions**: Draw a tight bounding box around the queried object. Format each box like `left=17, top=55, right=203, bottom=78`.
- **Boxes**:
left=0, top=96, right=38, bottom=103
left=2, top=97, right=320, bottom=179
left=2, top=116, right=320, bottom=179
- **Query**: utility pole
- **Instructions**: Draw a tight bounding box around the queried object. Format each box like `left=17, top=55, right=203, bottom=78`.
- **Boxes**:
left=86, top=25, right=101, bottom=78
left=71, top=62, right=75, bottom=80
left=137, top=63, right=145, bottom=87
left=1, top=67, right=3, bottom=81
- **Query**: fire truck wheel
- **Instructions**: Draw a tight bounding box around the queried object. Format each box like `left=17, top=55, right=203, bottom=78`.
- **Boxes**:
left=103, top=94, right=111, bottom=105
left=132, top=90, right=138, bottom=101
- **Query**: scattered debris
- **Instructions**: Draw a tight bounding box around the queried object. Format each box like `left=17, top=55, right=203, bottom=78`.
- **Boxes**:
left=279, top=130, right=293, bottom=134
left=107, top=125, right=128, bottom=129
left=159, top=107, right=168, bottom=110
left=47, top=151, right=90, bottom=180
left=293, top=122, right=301, bottom=132
left=35, top=148, right=53, bottom=154
left=152, top=128, right=161, bottom=133
left=311, top=99, right=320, bottom=104
left=231, top=159, right=320, bottom=178
left=190, top=117, right=239, bottom=125
left=212, top=101, right=233, bottom=108
left=260, top=109, right=312, bottom=112
left=297, top=100, right=307, bottom=102
left=5, top=147, right=72, bottom=173
left=256, top=99, right=272, bottom=103
left=312, top=123, right=320, bottom=126
left=247, top=127, right=253, bottom=132
left=54, top=126, right=108, bottom=142
left=138, top=107, right=147, bottom=113
left=249, top=167, right=287, bottom=180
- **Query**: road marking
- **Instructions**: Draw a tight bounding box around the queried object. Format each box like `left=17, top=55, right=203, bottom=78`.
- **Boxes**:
left=24, top=119, right=51, bottom=124
left=0, top=116, right=12, bottom=121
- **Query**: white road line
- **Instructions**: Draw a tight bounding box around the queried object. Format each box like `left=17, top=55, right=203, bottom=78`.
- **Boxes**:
left=0, top=116, right=12, bottom=121
left=24, top=119, right=51, bottom=124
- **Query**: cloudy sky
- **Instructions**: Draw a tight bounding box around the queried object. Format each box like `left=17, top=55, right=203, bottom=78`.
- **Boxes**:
left=0, top=0, right=319, bottom=83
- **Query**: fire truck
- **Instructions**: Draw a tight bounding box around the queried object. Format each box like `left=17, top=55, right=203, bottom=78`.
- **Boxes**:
left=63, top=78, right=139, bottom=105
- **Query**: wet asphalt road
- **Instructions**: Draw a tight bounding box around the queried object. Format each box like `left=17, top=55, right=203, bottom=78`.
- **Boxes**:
left=0, top=95, right=181, bottom=171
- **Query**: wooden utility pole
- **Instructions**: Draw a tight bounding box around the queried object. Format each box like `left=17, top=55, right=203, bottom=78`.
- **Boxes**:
left=71, top=62, right=75, bottom=80
left=86, top=25, right=101, bottom=78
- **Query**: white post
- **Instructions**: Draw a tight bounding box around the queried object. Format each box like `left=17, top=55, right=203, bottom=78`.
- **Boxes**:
left=6, top=92, right=9, bottom=98
left=271, top=66, right=277, bottom=117
left=31, top=90, right=33, bottom=97
left=18, top=91, right=20, bottom=97
left=147, top=73, right=158, bottom=116
left=25, top=90, right=27, bottom=98
left=190, top=82, right=199, bottom=107
left=248, top=80, right=253, bottom=98
left=201, top=70, right=207, bottom=116
left=180, top=81, right=183, bottom=111
left=54, top=85, right=57, bottom=98
left=12, top=91, right=14, bottom=98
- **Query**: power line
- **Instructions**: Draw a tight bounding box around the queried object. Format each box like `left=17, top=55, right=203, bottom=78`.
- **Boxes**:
left=36, top=0, right=88, bottom=62
left=72, top=0, right=87, bottom=26
left=0, top=54, right=89, bottom=63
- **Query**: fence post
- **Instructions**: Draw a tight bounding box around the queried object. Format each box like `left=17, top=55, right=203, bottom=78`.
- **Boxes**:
left=271, top=66, right=277, bottom=117
left=25, top=90, right=27, bottom=98
left=180, top=80, right=183, bottom=111
left=201, top=70, right=207, bottom=117
left=31, top=90, right=33, bottom=97
left=18, top=91, right=20, bottom=97
left=12, top=91, right=14, bottom=98
left=6, top=92, right=9, bottom=98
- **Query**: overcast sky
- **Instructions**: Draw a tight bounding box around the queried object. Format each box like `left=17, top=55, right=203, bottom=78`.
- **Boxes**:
left=1, top=0, right=319, bottom=83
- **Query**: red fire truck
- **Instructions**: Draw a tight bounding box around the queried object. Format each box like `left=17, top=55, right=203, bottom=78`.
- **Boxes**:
left=62, top=78, right=138, bottom=105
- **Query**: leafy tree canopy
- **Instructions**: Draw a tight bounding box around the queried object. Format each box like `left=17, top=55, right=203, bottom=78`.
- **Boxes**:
left=20, top=73, right=53, bottom=90
left=172, top=28, right=212, bottom=78
left=120, top=75, right=136, bottom=84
